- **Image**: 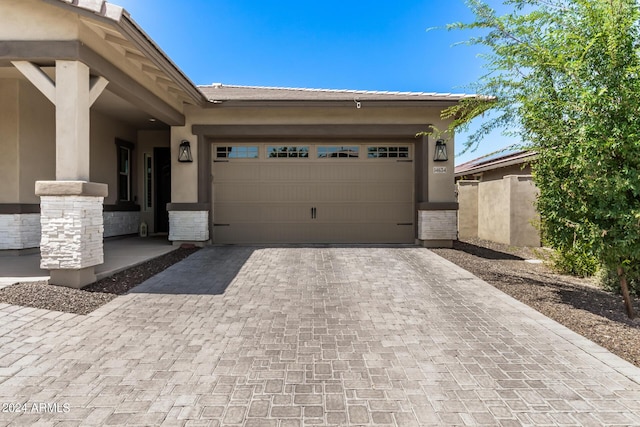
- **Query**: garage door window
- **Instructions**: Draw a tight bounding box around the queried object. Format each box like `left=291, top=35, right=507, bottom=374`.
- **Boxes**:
left=216, top=146, right=259, bottom=159
left=318, top=146, right=359, bottom=158
left=367, top=146, right=410, bottom=159
left=267, top=146, right=309, bottom=158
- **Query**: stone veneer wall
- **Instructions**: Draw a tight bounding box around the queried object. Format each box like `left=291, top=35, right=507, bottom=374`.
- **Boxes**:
left=417, top=210, right=458, bottom=241
left=0, top=214, right=41, bottom=250
left=39, top=195, right=104, bottom=269
left=168, top=211, right=209, bottom=242
left=103, top=211, right=140, bottom=238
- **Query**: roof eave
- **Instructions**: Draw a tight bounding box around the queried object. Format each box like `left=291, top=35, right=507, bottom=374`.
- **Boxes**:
left=203, top=99, right=468, bottom=108
left=455, top=153, right=537, bottom=177
left=45, top=0, right=206, bottom=106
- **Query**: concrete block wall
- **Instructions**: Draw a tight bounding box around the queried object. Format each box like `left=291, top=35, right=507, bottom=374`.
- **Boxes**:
left=417, top=210, right=458, bottom=241
left=103, top=211, right=140, bottom=238
left=0, top=213, right=41, bottom=250
left=39, top=196, right=104, bottom=269
left=168, top=211, right=209, bottom=242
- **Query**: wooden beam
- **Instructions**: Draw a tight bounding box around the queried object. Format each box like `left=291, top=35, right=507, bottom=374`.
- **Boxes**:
left=89, top=75, right=109, bottom=107
left=11, top=61, right=56, bottom=104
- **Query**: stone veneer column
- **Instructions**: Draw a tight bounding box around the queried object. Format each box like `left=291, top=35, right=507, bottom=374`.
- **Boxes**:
left=416, top=203, right=459, bottom=248
left=167, top=203, right=210, bottom=246
left=36, top=181, right=108, bottom=288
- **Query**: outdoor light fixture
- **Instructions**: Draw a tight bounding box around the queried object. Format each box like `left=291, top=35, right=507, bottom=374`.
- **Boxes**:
left=434, top=139, right=448, bottom=162
left=178, top=140, right=193, bottom=163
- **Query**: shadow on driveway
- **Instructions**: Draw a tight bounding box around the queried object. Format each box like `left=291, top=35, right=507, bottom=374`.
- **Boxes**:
left=129, top=246, right=256, bottom=295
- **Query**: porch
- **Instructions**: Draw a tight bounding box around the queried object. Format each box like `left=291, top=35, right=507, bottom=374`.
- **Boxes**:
left=0, top=236, right=175, bottom=289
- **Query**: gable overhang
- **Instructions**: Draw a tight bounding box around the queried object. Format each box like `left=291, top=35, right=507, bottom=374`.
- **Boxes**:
left=1, top=0, right=208, bottom=127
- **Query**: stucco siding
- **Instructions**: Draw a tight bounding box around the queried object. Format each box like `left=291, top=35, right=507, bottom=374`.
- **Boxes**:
left=0, top=79, right=19, bottom=203
left=173, top=105, right=456, bottom=204
left=90, top=111, right=138, bottom=205
left=478, top=179, right=510, bottom=245
left=0, top=0, right=79, bottom=41
left=508, top=175, right=540, bottom=247
left=18, top=80, right=56, bottom=204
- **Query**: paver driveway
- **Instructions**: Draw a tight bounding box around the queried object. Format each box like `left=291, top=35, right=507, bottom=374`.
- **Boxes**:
left=1, top=246, right=639, bottom=426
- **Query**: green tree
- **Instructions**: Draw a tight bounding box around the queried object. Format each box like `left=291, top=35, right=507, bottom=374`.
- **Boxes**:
left=446, top=0, right=640, bottom=317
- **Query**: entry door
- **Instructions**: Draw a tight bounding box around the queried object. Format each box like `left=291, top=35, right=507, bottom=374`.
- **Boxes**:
left=154, top=147, right=171, bottom=233
left=211, top=144, right=414, bottom=244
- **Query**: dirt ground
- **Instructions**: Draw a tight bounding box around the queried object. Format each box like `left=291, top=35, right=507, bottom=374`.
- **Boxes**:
left=432, top=238, right=640, bottom=368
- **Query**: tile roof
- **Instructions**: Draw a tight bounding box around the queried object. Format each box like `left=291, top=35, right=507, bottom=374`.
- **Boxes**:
left=199, top=84, right=476, bottom=102
left=56, top=0, right=125, bottom=21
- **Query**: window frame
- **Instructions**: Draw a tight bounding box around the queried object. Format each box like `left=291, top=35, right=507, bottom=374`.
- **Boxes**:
left=317, top=145, right=360, bottom=159
left=115, top=139, right=134, bottom=204
left=215, top=145, right=260, bottom=159
left=366, top=145, right=411, bottom=159
left=266, top=146, right=310, bottom=159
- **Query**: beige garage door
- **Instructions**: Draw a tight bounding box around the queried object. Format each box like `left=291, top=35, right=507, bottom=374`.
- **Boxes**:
left=211, top=143, right=414, bottom=244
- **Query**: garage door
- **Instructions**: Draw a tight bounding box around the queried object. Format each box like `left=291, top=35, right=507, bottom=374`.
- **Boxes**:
left=211, top=143, right=414, bottom=244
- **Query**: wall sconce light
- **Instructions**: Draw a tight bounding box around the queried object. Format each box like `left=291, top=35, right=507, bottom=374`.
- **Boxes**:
left=434, top=139, right=448, bottom=162
left=178, top=140, right=193, bottom=163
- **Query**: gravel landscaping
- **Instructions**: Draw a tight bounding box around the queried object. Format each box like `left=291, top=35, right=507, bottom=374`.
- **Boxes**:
left=1, top=240, right=638, bottom=368
left=432, top=238, right=640, bottom=368
left=0, top=246, right=199, bottom=315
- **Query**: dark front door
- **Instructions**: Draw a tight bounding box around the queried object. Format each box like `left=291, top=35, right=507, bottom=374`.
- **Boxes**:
left=154, top=147, right=171, bottom=233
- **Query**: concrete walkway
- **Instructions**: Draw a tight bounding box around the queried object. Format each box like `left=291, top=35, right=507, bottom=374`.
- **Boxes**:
left=0, top=236, right=176, bottom=288
left=0, top=246, right=639, bottom=426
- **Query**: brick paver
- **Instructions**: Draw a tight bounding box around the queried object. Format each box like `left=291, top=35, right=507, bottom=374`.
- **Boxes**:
left=0, top=246, right=639, bottom=426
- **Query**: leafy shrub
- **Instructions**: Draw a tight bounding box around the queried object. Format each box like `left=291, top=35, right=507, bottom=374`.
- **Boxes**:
left=597, top=263, right=640, bottom=297
left=549, top=245, right=599, bottom=277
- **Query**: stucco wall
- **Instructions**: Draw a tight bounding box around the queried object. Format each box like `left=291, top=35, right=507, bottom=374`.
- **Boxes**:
left=481, top=163, right=533, bottom=182
left=172, top=104, right=456, bottom=204
left=0, top=0, right=79, bottom=41
left=461, top=175, right=540, bottom=247
left=0, top=79, right=19, bottom=203
left=508, top=175, right=540, bottom=247
left=90, top=111, right=138, bottom=205
left=478, top=179, right=510, bottom=245
left=18, top=80, right=56, bottom=204
left=457, top=180, right=479, bottom=240
left=137, top=130, right=171, bottom=233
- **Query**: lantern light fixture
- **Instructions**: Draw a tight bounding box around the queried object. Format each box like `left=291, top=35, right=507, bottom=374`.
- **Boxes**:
left=178, top=140, right=193, bottom=163
left=434, top=139, right=448, bottom=162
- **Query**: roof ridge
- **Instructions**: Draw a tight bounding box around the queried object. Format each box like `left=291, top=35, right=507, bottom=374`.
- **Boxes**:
left=201, top=83, right=471, bottom=98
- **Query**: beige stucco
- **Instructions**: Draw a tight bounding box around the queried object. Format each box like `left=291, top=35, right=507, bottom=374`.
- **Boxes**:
left=0, top=79, right=19, bottom=203
left=477, top=163, right=532, bottom=182
left=457, top=180, right=479, bottom=240
left=478, top=179, right=510, bottom=244
left=0, top=76, right=138, bottom=205
left=171, top=104, right=456, bottom=204
left=137, top=130, right=170, bottom=231
left=90, top=111, right=138, bottom=205
left=2, top=0, right=187, bottom=116
left=508, top=175, right=540, bottom=247
left=0, top=0, right=79, bottom=41
left=18, top=80, right=56, bottom=203
left=471, top=175, right=540, bottom=247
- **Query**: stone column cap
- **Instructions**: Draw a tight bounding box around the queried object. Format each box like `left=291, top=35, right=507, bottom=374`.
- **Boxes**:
left=35, top=181, right=108, bottom=197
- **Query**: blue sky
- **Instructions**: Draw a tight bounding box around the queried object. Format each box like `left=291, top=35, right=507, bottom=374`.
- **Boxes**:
left=113, top=0, right=516, bottom=164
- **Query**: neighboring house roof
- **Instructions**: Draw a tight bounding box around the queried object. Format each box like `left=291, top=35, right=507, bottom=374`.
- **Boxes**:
left=455, top=147, right=536, bottom=177
left=199, top=84, right=477, bottom=105
left=47, top=0, right=205, bottom=105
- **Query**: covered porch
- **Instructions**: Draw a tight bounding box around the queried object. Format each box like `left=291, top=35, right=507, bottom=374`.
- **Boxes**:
left=0, top=236, right=177, bottom=289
